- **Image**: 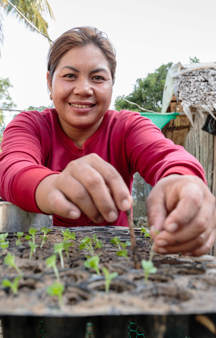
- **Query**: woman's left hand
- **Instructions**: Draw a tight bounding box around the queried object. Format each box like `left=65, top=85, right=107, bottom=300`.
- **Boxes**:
left=147, top=175, right=216, bottom=256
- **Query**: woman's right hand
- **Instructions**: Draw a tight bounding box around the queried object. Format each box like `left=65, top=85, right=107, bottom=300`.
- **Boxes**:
left=35, top=153, right=132, bottom=223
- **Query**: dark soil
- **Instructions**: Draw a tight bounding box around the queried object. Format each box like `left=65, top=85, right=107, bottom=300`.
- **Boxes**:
left=1, top=226, right=216, bottom=319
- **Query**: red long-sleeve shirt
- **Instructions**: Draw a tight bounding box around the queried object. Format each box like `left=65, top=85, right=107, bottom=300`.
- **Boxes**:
left=0, top=109, right=205, bottom=227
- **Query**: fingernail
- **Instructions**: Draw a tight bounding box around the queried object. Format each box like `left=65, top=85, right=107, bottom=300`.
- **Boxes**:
left=94, top=215, right=104, bottom=223
left=157, top=247, right=167, bottom=253
left=108, top=211, right=118, bottom=222
left=156, top=240, right=168, bottom=247
left=151, top=225, right=161, bottom=234
left=69, top=210, right=80, bottom=219
left=166, top=223, right=178, bottom=232
left=121, top=199, right=131, bottom=210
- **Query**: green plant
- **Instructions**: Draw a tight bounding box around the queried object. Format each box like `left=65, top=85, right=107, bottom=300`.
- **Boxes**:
left=47, top=281, right=64, bottom=307
left=92, top=234, right=102, bottom=249
left=16, top=232, right=24, bottom=246
left=102, top=267, right=118, bottom=293
left=40, top=227, right=51, bottom=248
left=46, top=255, right=60, bottom=281
left=25, top=227, right=37, bottom=244
left=84, top=255, right=100, bottom=275
left=140, top=227, right=151, bottom=238
left=79, top=236, right=94, bottom=256
left=2, top=276, right=21, bottom=295
left=54, top=243, right=65, bottom=269
left=4, top=252, right=22, bottom=276
left=141, top=259, right=157, bottom=281
left=0, top=241, right=9, bottom=250
left=62, top=229, right=76, bottom=242
left=29, top=241, right=38, bottom=259
left=110, top=236, right=130, bottom=257
left=0, top=233, right=8, bottom=242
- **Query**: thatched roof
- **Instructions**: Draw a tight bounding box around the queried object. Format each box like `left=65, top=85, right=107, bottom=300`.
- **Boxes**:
left=162, top=62, right=216, bottom=125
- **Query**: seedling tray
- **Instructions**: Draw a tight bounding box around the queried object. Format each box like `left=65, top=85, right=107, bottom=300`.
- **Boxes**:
left=0, top=226, right=216, bottom=317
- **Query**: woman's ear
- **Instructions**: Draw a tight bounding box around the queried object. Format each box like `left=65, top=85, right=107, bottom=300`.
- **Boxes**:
left=46, top=71, right=52, bottom=92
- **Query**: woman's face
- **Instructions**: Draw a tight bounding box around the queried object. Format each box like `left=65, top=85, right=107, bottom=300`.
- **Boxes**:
left=47, top=44, right=113, bottom=140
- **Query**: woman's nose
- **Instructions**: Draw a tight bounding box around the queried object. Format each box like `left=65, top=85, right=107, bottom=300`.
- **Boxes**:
left=73, top=78, right=93, bottom=96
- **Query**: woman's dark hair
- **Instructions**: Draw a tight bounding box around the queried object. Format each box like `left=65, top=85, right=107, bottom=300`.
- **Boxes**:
left=47, top=26, right=116, bottom=82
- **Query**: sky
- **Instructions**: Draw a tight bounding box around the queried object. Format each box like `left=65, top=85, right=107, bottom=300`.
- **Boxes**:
left=0, top=0, right=216, bottom=123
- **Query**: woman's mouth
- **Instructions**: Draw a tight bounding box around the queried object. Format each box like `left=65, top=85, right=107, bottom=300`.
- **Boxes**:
left=68, top=103, right=96, bottom=108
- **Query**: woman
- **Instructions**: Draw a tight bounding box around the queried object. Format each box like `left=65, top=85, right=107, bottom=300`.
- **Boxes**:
left=0, top=26, right=215, bottom=256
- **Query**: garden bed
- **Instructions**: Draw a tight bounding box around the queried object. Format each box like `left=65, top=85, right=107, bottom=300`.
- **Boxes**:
left=1, top=226, right=216, bottom=337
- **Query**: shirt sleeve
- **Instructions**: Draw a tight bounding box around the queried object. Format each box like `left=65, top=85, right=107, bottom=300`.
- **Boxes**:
left=121, top=111, right=206, bottom=185
left=0, top=111, right=59, bottom=212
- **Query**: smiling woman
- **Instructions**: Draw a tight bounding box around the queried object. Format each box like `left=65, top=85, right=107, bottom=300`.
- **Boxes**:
left=0, top=26, right=216, bottom=257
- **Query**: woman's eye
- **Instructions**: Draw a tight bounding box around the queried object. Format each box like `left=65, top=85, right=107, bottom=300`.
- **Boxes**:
left=63, top=73, right=76, bottom=79
left=92, top=75, right=105, bottom=82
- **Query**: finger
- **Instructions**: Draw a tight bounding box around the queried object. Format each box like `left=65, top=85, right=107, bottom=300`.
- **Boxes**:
left=147, top=189, right=167, bottom=235
left=47, top=189, right=81, bottom=219
left=164, top=184, right=203, bottom=230
left=190, top=231, right=216, bottom=257
left=57, top=174, right=105, bottom=223
left=154, top=231, right=210, bottom=255
left=89, top=155, right=132, bottom=211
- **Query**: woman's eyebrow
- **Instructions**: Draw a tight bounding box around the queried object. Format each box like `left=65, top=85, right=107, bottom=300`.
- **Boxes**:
left=62, top=66, right=79, bottom=72
left=90, top=68, right=109, bottom=74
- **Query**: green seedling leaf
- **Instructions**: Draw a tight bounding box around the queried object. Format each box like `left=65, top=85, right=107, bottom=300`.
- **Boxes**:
left=92, top=234, right=102, bottom=249
left=102, top=267, right=118, bottom=293
left=28, top=227, right=37, bottom=244
left=54, top=243, right=65, bottom=269
left=4, top=252, right=22, bottom=276
left=0, top=233, right=8, bottom=242
left=2, top=276, right=21, bottom=295
left=0, top=241, right=9, bottom=250
left=63, top=241, right=73, bottom=258
left=79, top=236, right=94, bottom=256
left=46, top=255, right=60, bottom=281
left=84, top=255, right=100, bottom=275
left=40, top=227, right=51, bottom=248
left=25, top=235, right=31, bottom=241
left=29, top=241, right=38, bottom=259
left=110, top=236, right=121, bottom=249
left=62, top=229, right=76, bottom=241
left=141, top=259, right=157, bottom=281
left=116, top=249, right=128, bottom=258
left=47, top=281, right=64, bottom=307
left=16, top=232, right=24, bottom=246
left=140, top=226, right=151, bottom=238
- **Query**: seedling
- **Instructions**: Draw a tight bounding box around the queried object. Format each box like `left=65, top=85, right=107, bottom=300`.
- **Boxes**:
left=62, top=229, right=76, bottom=242
left=0, top=241, right=9, bottom=250
left=2, top=276, right=21, bottom=295
left=92, top=234, right=102, bottom=249
left=63, top=241, right=74, bottom=259
left=79, top=236, right=94, bottom=256
left=29, top=241, right=38, bottom=259
left=0, top=233, right=8, bottom=242
left=140, top=227, right=151, bottom=238
left=141, top=259, right=157, bottom=281
left=4, top=252, right=22, bottom=276
left=47, top=281, right=64, bottom=307
left=46, top=255, right=60, bottom=281
left=25, top=227, right=37, bottom=244
left=102, top=267, right=118, bottom=293
left=84, top=255, right=100, bottom=275
left=40, top=227, right=51, bottom=248
left=54, top=243, right=65, bottom=269
left=110, top=237, right=130, bottom=258
left=16, top=232, right=24, bottom=246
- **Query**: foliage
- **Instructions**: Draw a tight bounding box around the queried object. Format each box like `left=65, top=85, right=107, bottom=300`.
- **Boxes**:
left=102, top=267, right=118, bottom=293
left=47, top=281, right=64, bottom=307
left=110, top=236, right=130, bottom=257
left=140, top=227, right=151, bottom=238
left=4, top=252, right=22, bottom=276
left=115, top=62, right=173, bottom=112
left=84, top=255, right=100, bottom=275
left=54, top=242, right=65, bottom=269
left=40, top=227, right=51, bottom=248
left=29, top=241, right=38, bottom=259
left=2, top=276, right=21, bottom=294
left=46, top=254, right=59, bottom=281
left=16, top=232, right=24, bottom=246
left=0, top=77, right=16, bottom=140
left=0, top=0, right=54, bottom=44
left=141, top=259, right=157, bottom=281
